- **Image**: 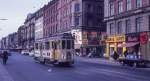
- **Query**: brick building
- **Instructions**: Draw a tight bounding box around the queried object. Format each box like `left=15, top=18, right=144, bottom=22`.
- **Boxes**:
left=43, top=0, right=58, bottom=38
left=104, top=0, right=150, bottom=61
left=43, top=0, right=105, bottom=57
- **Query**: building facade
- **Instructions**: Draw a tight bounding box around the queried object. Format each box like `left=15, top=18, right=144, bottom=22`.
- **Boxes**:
left=35, top=8, right=44, bottom=40
left=24, top=13, right=35, bottom=51
left=17, top=25, right=25, bottom=49
left=104, top=0, right=150, bottom=61
left=43, top=0, right=58, bottom=38
left=43, top=0, right=105, bottom=57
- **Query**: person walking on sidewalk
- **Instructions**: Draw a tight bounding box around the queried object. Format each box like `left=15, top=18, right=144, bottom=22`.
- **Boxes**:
left=2, top=50, right=8, bottom=65
left=113, top=51, right=119, bottom=61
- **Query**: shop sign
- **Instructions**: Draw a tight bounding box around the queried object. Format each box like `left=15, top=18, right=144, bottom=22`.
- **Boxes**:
left=126, top=33, right=139, bottom=42
left=140, top=32, right=148, bottom=45
left=116, top=35, right=125, bottom=42
left=106, top=36, right=115, bottom=42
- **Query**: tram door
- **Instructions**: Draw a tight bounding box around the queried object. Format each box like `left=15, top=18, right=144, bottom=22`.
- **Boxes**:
left=39, top=43, right=43, bottom=57
left=52, top=41, right=58, bottom=60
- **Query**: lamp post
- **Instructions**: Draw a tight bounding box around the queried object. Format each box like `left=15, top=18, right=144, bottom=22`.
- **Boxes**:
left=0, top=18, right=8, bottom=30
left=0, top=18, right=8, bottom=20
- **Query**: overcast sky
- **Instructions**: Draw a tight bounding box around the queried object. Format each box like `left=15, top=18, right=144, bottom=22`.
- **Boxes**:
left=0, top=0, right=51, bottom=38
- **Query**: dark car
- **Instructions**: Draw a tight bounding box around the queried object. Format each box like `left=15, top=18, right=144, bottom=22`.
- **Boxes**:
left=118, top=54, right=149, bottom=67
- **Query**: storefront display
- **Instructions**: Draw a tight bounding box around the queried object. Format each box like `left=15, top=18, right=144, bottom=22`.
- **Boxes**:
left=106, top=35, right=125, bottom=58
left=125, top=33, right=140, bottom=54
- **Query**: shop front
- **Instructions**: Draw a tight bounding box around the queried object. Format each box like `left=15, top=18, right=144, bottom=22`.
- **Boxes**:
left=72, top=30, right=103, bottom=57
left=82, top=31, right=104, bottom=57
left=106, top=35, right=125, bottom=58
left=139, top=32, right=150, bottom=61
left=125, top=33, right=140, bottom=55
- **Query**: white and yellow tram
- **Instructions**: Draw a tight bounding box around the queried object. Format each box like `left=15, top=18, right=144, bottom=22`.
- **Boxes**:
left=34, top=33, right=75, bottom=65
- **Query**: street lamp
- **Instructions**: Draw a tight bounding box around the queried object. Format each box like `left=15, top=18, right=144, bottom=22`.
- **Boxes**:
left=0, top=18, right=8, bottom=20
left=0, top=18, right=8, bottom=30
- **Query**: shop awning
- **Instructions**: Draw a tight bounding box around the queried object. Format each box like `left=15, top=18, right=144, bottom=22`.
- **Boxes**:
left=125, top=42, right=139, bottom=47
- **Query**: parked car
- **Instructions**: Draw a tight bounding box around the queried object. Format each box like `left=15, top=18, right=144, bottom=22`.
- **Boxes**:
left=118, top=54, right=149, bottom=67
left=29, top=51, right=34, bottom=57
left=21, top=50, right=29, bottom=55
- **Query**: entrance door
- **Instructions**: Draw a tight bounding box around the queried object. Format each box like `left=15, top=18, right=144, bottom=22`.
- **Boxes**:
left=109, top=47, right=114, bottom=57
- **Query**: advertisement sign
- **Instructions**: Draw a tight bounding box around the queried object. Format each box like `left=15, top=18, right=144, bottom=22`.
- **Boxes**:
left=140, top=32, right=148, bottom=45
left=126, top=33, right=139, bottom=42
left=106, top=36, right=115, bottom=42
left=71, top=29, right=82, bottom=45
left=116, top=35, right=125, bottom=42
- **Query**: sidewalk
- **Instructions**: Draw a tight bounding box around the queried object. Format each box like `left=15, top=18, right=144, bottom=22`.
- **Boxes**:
left=76, top=56, right=150, bottom=71
left=76, top=56, right=120, bottom=66
left=0, top=61, right=14, bottom=81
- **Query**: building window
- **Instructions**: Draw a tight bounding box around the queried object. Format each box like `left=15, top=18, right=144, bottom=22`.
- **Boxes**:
left=126, top=0, right=131, bottom=11
left=118, top=21, right=123, bottom=34
left=75, top=3, right=80, bottom=12
left=110, top=23, right=115, bottom=35
left=118, top=0, right=123, bottom=13
left=136, top=0, right=142, bottom=8
left=136, top=17, right=142, bottom=32
left=110, top=2, right=114, bottom=16
left=126, top=19, right=131, bottom=33
left=75, top=16, right=80, bottom=26
left=87, top=4, right=92, bottom=12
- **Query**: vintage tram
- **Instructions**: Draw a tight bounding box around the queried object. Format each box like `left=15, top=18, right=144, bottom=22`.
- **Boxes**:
left=34, top=33, right=75, bottom=65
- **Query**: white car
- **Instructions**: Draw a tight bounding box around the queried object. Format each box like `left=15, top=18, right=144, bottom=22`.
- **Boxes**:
left=29, top=51, right=34, bottom=57
left=21, top=50, right=29, bottom=55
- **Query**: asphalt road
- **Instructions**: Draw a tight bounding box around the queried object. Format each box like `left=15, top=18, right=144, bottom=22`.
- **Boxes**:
left=2, top=53, right=150, bottom=81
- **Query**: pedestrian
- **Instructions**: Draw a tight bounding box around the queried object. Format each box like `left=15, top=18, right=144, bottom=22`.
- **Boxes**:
left=113, top=51, right=119, bottom=60
left=2, top=50, right=8, bottom=65
left=124, top=50, right=128, bottom=57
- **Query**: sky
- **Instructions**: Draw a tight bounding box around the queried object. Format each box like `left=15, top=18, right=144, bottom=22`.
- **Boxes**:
left=0, top=0, right=51, bottom=39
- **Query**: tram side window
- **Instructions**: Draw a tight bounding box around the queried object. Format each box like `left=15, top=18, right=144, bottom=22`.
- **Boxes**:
left=35, top=43, right=38, bottom=49
left=67, top=40, right=71, bottom=49
left=62, top=40, right=66, bottom=49
left=40, top=43, right=42, bottom=49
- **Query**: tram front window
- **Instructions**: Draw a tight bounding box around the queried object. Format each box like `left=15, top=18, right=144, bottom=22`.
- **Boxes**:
left=67, top=40, right=71, bottom=49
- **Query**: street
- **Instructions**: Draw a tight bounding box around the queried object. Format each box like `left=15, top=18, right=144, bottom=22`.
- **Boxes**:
left=1, top=52, right=150, bottom=81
